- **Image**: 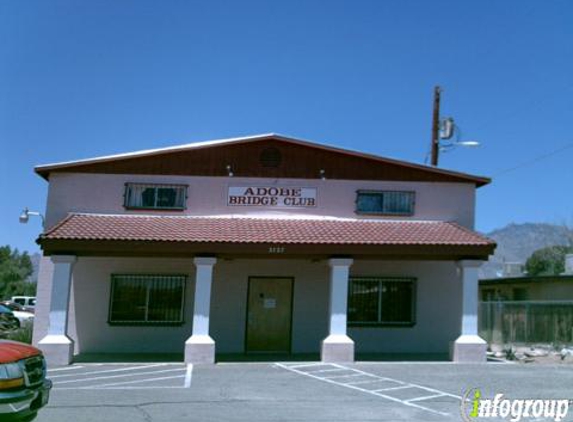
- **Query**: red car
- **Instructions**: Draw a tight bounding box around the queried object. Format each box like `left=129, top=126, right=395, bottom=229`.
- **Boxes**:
left=0, top=340, right=52, bottom=421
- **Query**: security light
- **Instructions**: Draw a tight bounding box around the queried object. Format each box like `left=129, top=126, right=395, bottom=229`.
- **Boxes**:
left=19, top=208, right=45, bottom=226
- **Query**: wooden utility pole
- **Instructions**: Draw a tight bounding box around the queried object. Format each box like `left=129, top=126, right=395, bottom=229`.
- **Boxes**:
left=430, top=85, right=441, bottom=166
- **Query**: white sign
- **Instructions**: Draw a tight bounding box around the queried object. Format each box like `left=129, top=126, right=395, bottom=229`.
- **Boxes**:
left=263, top=298, right=277, bottom=309
left=228, top=186, right=317, bottom=208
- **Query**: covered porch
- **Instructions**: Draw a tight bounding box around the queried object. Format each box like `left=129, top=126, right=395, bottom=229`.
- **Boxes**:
left=34, top=214, right=495, bottom=366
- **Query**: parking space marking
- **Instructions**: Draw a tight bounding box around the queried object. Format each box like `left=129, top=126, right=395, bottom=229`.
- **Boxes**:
left=276, top=362, right=461, bottom=417
left=55, top=367, right=184, bottom=385
left=287, top=363, right=324, bottom=369
left=51, top=363, right=189, bottom=390
left=408, top=393, right=447, bottom=403
left=49, top=363, right=168, bottom=378
left=90, top=374, right=186, bottom=388
left=47, top=365, right=86, bottom=372
left=374, top=385, right=413, bottom=392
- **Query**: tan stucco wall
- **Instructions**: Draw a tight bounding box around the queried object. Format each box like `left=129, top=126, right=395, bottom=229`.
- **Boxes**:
left=34, top=257, right=462, bottom=356
left=43, top=173, right=476, bottom=229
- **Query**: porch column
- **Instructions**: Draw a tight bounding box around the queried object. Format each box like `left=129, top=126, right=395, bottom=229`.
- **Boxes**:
left=451, top=260, right=487, bottom=362
left=321, top=258, right=354, bottom=362
left=185, top=257, right=217, bottom=364
left=38, top=255, right=76, bottom=366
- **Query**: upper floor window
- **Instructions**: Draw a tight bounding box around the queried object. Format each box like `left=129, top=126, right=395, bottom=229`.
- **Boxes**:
left=124, top=183, right=187, bottom=210
left=355, top=190, right=415, bottom=216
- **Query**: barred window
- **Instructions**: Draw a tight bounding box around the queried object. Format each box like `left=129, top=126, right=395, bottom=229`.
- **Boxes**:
left=109, top=274, right=186, bottom=324
left=356, top=191, right=415, bottom=215
left=124, top=183, right=187, bottom=210
left=348, top=277, right=416, bottom=326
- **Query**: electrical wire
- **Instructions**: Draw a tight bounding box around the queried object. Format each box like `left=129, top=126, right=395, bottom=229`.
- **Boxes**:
left=492, top=141, right=573, bottom=177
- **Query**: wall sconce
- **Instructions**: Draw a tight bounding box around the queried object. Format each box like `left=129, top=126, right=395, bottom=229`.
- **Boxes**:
left=226, top=165, right=234, bottom=177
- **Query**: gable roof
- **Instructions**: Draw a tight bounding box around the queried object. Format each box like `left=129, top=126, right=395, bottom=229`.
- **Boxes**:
left=34, top=133, right=490, bottom=186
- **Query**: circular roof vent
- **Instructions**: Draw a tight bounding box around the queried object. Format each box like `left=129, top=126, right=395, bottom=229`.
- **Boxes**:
left=260, top=147, right=282, bottom=168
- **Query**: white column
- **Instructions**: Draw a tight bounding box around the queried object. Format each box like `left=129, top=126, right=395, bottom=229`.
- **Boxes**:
left=185, top=257, right=217, bottom=364
left=38, top=255, right=76, bottom=366
left=321, top=258, right=354, bottom=362
left=451, top=260, right=487, bottom=362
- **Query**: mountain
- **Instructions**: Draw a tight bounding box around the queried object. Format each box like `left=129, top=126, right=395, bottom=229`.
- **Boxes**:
left=480, top=223, right=573, bottom=279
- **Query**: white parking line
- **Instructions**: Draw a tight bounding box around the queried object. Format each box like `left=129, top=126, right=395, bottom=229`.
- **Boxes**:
left=276, top=362, right=461, bottom=417
left=93, top=374, right=186, bottom=388
left=55, top=367, right=185, bottom=385
left=47, top=365, right=86, bottom=372
left=50, top=363, right=168, bottom=378
left=374, top=385, right=412, bottom=392
left=407, top=393, right=447, bottom=403
left=324, top=373, right=365, bottom=380
left=307, top=368, right=354, bottom=374
left=286, top=363, right=324, bottom=369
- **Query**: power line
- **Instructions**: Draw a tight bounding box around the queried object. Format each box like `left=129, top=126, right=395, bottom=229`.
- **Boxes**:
left=493, top=141, right=573, bottom=177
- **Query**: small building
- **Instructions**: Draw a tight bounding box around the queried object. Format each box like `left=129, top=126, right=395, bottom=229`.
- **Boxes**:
left=480, top=275, right=573, bottom=301
left=31, top=134, right=495, bottom=365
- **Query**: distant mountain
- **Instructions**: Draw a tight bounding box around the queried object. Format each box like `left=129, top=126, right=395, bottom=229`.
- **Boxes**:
left=480, top=223, right=573, bottom=279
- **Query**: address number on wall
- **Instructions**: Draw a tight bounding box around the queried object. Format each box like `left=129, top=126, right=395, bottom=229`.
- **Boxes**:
left=268, top=246, right=286, bottom=254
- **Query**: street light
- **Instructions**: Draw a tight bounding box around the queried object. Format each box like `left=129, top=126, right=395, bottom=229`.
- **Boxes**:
left=19, top=208, right=45, bottom=227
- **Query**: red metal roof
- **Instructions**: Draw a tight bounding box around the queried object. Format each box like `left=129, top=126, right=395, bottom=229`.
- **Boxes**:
left=40, top=213, right=494, bottom=247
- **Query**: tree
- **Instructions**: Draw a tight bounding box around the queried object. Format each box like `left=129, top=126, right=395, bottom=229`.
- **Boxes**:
left=0, top=246, right=36, bottom=300
left=525, top=245, right=573, bottom=276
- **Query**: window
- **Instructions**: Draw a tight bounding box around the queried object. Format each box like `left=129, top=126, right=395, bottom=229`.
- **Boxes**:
left=124, top=183, right=187, bottom=210
left=348, top=277, right=415, bottom=326
left=109, top=274, right=186, bottom=324
left=355, top=191, right=415, bottom=215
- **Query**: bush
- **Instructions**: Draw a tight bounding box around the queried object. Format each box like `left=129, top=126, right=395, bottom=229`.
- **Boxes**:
left=525, top=245, right=573, bottom=276
left=3, top=323, right=33, bottom=344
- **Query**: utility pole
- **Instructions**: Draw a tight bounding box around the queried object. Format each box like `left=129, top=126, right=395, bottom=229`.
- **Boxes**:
left=430, top=85, right=441, bottom=166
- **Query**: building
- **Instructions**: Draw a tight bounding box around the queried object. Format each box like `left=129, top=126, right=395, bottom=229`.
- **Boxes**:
left=481, top=255, right=573, bottom=301
left=31, top=134, right=496, bottom=366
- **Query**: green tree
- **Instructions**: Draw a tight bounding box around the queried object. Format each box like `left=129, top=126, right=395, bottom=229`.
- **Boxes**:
left=0, top=246, right=36, bottom=300
left=525, top=245, right=573, bottom=276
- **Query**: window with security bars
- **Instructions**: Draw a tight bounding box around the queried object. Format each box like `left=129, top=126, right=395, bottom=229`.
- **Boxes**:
left=124, top=183, right=187, bottom=210
left=355, top=191, right=415, bottom=215
left=109, top=274, right=186, bottom=324
left=348, top=277, right=416, bottom=326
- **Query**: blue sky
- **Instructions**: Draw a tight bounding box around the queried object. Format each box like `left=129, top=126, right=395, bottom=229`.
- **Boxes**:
left=1, top=0, right=572, bottom=253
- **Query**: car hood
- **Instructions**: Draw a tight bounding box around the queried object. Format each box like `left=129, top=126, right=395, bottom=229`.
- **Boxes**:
left=0, top=340, right=42, bottom=363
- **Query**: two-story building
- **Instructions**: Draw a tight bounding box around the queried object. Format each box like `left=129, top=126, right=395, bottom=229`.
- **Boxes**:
left=31, top=133, right=495, bottom=366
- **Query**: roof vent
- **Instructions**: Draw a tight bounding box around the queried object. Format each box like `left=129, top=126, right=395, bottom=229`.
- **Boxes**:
left=260, top=147, right=282, bottom=168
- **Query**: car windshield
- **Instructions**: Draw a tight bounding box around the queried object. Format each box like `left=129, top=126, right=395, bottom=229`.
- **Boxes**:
left=0, top=304, right=12, bottom=313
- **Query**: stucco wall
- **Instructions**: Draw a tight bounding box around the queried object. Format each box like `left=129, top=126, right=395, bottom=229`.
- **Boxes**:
left=43, top=173, right=476, bottom=229
left=34, top=257, right=462, bottom=356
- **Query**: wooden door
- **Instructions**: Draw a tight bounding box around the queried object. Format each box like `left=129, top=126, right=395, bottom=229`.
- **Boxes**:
left=246, top=277, right=293, bottom=352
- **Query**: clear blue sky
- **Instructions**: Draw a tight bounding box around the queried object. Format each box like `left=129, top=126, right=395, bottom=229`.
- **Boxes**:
left=1, top=0, right=572, bottom=253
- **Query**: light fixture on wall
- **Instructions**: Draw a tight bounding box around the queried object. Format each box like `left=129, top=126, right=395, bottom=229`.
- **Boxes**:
left=226, top=165, right=234, bottom=177
left=19, top=207, right=45, bottom=227
left=319, top=169, right=326, bottom=180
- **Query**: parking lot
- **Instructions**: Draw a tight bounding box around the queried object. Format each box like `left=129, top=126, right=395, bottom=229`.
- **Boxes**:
left=36, top=361, right=573, bottom=422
